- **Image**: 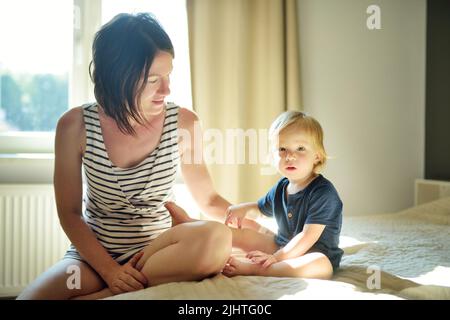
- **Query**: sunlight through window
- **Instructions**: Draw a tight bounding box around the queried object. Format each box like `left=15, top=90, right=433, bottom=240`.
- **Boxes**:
left=0, top=0, right=72, bottom=132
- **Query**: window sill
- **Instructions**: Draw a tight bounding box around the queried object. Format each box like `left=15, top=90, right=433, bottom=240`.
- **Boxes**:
left=0, top=132, right=55, bottom=154
left=0, top=153, right=54, bottom=160
left=0, top=153, right=54, bottom=184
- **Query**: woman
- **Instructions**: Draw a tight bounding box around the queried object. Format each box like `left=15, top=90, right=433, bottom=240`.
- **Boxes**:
left=17, top=13, right=232, bottom=300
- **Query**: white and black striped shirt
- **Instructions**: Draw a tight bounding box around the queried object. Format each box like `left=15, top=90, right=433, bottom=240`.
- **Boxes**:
left=64, top=102, right=180, bottom=263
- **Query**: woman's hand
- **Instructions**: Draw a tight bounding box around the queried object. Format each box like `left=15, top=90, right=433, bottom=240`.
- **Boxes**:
left=224, top=204, right=249, bottom=229
left=246, top=250, right=278, bottom=269
left=104, top=251, right=148, bottom=295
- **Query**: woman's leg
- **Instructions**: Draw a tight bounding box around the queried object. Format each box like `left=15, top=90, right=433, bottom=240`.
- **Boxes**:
left=136, top=220, right=232, bottom=286
left=16, top=258, right=106, bottom=300
left=224, top=251, right=333, bottom=280
left=164, top=201, right=278, bottom=262
left=71, top=288, right=113, bottom=300
left=230, top=227, right=279, bottom=254
left=164, top=201, right=278, bottom=258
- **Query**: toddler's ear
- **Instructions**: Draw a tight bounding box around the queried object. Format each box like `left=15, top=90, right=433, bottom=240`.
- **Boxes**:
left=314, top=153, right=320, bottom=164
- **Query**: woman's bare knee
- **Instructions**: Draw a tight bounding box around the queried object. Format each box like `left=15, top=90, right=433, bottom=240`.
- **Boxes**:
left=194, top=221, right=232, bottom=275
left=136, top=221, right=232, bottom=285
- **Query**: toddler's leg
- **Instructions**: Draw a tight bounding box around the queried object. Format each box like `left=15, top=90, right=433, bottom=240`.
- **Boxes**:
left=224, top=251, right=333, bottom=280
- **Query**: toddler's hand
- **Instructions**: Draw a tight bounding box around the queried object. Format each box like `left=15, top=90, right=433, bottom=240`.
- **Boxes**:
left=246, top=250, right=278, bottom=269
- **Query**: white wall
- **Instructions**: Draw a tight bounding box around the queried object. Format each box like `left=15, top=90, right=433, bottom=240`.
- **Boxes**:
left=297, top=0, right=426, bottom=215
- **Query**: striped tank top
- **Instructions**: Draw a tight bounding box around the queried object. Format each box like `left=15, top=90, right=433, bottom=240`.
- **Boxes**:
left=64, top=102, right=180, bottom=264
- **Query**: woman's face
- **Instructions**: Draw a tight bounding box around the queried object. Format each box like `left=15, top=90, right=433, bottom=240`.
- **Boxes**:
left=139, top=50, right=173, bottom=116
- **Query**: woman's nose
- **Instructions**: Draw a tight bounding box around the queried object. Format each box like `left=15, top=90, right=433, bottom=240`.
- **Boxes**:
left=158, top=77, right=170, bottom=96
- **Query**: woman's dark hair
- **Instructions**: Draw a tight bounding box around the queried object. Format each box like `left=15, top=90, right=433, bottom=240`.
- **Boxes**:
left=89, top=13, right=174, bottom=135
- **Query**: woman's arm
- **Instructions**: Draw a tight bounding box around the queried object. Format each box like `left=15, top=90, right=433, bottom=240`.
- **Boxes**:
left=54, top=108, right=146, bottom=293
left=273, top=224, right=326, bottom=261
left=177, top=108, right=265, bottom=231
left=177, top=108, right=231, bottom=221
left=229, top=202, right=262, bottom=219
left=225, top=202, right=262, bottom=227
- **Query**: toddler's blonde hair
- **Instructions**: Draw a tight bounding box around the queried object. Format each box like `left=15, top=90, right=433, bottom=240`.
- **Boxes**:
left=269, top=111, right=328, bottom=173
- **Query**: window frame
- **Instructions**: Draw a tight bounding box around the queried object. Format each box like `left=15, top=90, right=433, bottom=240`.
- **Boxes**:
left=0, top=0, right=189, bottom=185
left=0, top=0, right=99, bottom=155
left=0, top=0, right=99, bottom=183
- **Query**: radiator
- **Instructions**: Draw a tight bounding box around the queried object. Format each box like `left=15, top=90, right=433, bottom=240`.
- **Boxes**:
left=0, top=184, right=70, bottom=298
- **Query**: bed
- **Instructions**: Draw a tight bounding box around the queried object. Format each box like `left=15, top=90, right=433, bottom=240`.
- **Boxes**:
left=105, top=197, right=450, bottom=300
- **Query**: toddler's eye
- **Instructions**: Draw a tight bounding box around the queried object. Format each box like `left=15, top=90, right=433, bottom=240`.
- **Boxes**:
left=297, top=147, right=305, bottom=151
left=278, top=147, right=286, bottom=152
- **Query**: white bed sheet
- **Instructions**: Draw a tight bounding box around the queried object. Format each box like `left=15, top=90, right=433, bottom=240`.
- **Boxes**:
left=106, top=197, right=450, bottom=300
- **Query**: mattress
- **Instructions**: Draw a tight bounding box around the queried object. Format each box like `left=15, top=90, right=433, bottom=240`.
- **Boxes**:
left=105, top=197, right=450, bottom=300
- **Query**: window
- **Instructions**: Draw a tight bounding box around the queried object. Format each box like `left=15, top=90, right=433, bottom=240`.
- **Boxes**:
left=1, top=0, right=192, bottom=188
left=0, top=0, right=73, bottom=133
left=0, top=0, right=191, bottom=149
left=0, top=0, right=197, bottom=215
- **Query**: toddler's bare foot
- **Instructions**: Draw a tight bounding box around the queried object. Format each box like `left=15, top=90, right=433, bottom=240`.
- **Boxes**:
left=222, top=256, right=260, bottom=277
left=165, top=201, right=196, bottom=226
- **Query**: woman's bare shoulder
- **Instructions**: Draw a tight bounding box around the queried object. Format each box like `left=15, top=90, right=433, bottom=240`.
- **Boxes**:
left=56, top=107, right=84, bottom=135
left=177, top=107, right=200, bottom=131
left=55, top=106, right=86, bottom=153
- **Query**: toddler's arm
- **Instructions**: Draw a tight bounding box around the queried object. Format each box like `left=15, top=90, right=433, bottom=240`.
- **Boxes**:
left=273, top=224, right=326, bottom=261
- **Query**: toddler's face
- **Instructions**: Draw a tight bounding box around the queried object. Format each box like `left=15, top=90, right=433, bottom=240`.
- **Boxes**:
left=274, top=126, right=320, bottom=182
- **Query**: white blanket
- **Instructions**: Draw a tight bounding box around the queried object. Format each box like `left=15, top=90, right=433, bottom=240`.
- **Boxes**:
left=106, top=197, right=450, bottom=300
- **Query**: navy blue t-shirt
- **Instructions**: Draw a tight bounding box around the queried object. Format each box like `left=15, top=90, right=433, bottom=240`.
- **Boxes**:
left=257, top=174, right=344, bottom=270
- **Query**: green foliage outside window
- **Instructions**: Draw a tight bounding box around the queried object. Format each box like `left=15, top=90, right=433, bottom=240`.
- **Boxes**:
left=0, top=73, right=68, bottom=131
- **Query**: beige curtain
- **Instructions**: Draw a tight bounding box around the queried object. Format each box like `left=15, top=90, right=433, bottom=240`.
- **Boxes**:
left=187, top=0, right=302, bottom=203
